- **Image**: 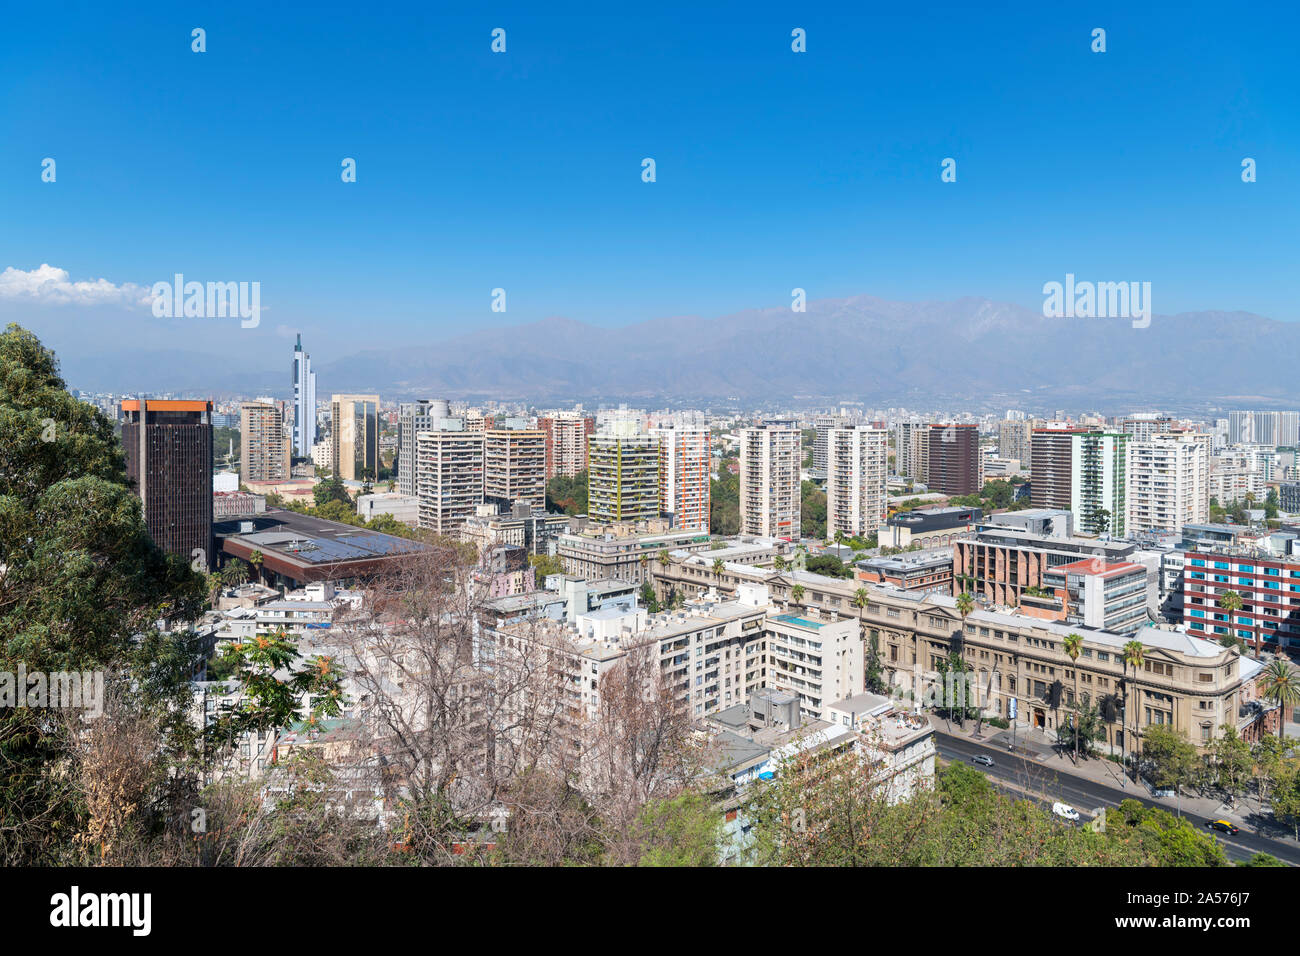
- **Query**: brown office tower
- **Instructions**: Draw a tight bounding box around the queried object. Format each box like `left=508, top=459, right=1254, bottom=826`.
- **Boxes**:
left=1030, top=427, right=1088, bottom=510
left=122, top=398, right=214, bottom=570
left=926, top=423, right=980, bottom=496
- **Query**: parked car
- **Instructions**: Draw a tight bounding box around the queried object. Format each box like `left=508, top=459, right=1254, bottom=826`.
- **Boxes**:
left=1206, top=819, right=1239, bottom=835
left=970, top=754, right=995, bottom=767
left=1052, top=802, right=1080, bottom=822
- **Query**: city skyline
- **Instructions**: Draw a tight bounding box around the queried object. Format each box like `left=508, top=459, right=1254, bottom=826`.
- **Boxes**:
left=2, top=2, right=1298, bottom=388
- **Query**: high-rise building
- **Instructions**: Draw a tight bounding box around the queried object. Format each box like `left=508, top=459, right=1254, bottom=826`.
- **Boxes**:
left=1030, top=427, right=1088, bottom=511
left=330, top=394, right=380, bottom=482
left=1070, top=432, right=1129, bottom=536
left=485, top=425, right=547, bottom=511
left=291, top=334, right=317, bottom=459
left=825, top=426, right=888, bottom=539
left=463, top=409, right=494, bottom=433
left=239, top=402, right=291, bottom=484
left=739, top=423, right=801, bottom=539
left=1127, top=432, right=1209, bottom=535
left=122, top=398, right=213, bottom=570
left=997, top=419, right=1033, bottom=470
left=1228, top=410, right=1300, bottom=447
left=416, top=428, right=485, bottom=534
left=652, top=424, right=711, bottom=532
left=812, top=415, right=849, bottom=473
left=397, top=400, right=451, bottom=497
left=1119, top=414, right=1175, bottom=442
left=538, top=412, right=595, bottom=479
left=588, top=424, right=660, bottom=523
left=926, top=423, right=980, bottom=496
left=893, top=420, right=925, bottom=479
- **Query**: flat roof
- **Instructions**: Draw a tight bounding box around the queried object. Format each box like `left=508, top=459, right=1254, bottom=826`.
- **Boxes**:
left=216, top=508, right=429, bottom=579
left=121, top=398, right=212, bottom=412
left=1046, top=559, right=1146, bottom=578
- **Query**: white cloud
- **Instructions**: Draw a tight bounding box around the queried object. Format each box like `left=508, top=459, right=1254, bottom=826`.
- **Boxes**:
left=0, top=264, right=151, bottom=307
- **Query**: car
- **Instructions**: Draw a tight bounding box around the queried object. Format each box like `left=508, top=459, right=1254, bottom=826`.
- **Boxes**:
left=1052, top=802, right=1080, bottom=821
left=970, top=754, right=994, bottom=767
left=1206, top=819, right=1239, bottom=835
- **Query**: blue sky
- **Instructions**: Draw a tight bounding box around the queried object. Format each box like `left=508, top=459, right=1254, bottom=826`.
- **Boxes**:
left=1, top=0, right=1296, bottom=364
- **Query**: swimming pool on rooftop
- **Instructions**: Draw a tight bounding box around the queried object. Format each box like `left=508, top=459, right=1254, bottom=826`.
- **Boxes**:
left=772, top=613, right=824, bottom=629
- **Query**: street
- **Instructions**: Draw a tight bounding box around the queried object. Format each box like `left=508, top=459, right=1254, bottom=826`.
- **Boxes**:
left=935, top=729, right=1299, bottom=866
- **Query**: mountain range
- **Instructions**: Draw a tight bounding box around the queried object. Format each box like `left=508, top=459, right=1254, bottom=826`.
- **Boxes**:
left=52, top=295, right=1298, bottom=413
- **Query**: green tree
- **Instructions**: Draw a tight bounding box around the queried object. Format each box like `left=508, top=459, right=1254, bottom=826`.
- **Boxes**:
left=528, top=552, right=564, bottom=579
left=800, top=480, right=827, bottom=539
left=206, top=630, right=347, bottom=758
left=1207, top=725, right=1253, bottom=797
left=546, top=470, right=589, bottom=516
left=1258, top=659, right=1300, bottom=745
left=790, top=584, right=805, bottom=605
left=638, top=581, right=661, bottom=613
left=1063, top=632, right=1083, bottom=762
left=1140, top=725, right=1198, bottom=793
left=313, top=475, right=351, bottom=508
left=633, top=792, right=722, bottom=866
left=1122, top=639, right=1146, bottom=780
left=0, top=324, right=206, bottom=862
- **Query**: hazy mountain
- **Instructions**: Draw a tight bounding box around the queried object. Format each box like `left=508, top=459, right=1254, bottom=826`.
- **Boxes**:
left=50, top=295, right=1299, bottom=412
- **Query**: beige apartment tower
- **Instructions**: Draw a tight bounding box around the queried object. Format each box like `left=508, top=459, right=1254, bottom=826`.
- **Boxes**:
left=416, top=429, right=486, bottom=534
left=739, top=422, right=801, bottom=539
left=239, top=402, right=291, bottom=484
left=484, top=427, right=547, bottom=511
left=825, top=426, right=888, bottom=539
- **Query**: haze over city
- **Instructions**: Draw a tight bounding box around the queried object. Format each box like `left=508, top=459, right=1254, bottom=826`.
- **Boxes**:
left=2, top=0, right=1298, bottom=916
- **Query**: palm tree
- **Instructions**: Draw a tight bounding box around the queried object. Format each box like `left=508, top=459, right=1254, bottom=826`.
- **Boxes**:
left=658, top=548, right=671, bottom=571
left=852, top=586, right=870, bottom=626
left=1218, top=590, right=1245, bottom=652
left=955, top=590, right=974, bottom=622
left=1259, top=659, right=1300, bottom=746
left=224, top=561, right=249, bottom=587
left=207, top=570, right=226, bottom=606
left=1063, top=632, right=1083, bottom=762
left=249, top=549, right=265, bottom=584
left=711, top=557, right=725, bottom=587
left=773, top=554, right=786, bottom=572
left=1123, top=639, right=1145, bottom=781
left=640, top=552, right=649, bottom=579
left=791, top=584, right=805, bottom=606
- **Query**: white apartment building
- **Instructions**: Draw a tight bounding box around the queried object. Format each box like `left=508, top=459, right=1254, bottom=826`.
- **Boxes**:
left=739, top=423, right=801, bottom=539
left=825, top=425, right=888, bottom=539
left=1209, top=462, right=1266, bottom=506
left=652, top=424, right=711, bottom=532
left=1127, top=432, right=1209, bottom=535
left=493, top=582, right=861, bottom=725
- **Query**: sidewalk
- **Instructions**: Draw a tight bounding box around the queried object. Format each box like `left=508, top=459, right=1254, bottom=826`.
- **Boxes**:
left=930, top=713, right=1277, bottom=836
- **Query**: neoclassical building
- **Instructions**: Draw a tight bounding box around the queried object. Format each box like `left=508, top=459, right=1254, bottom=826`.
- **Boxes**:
left=653, top=550, right=1270, bottom=750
